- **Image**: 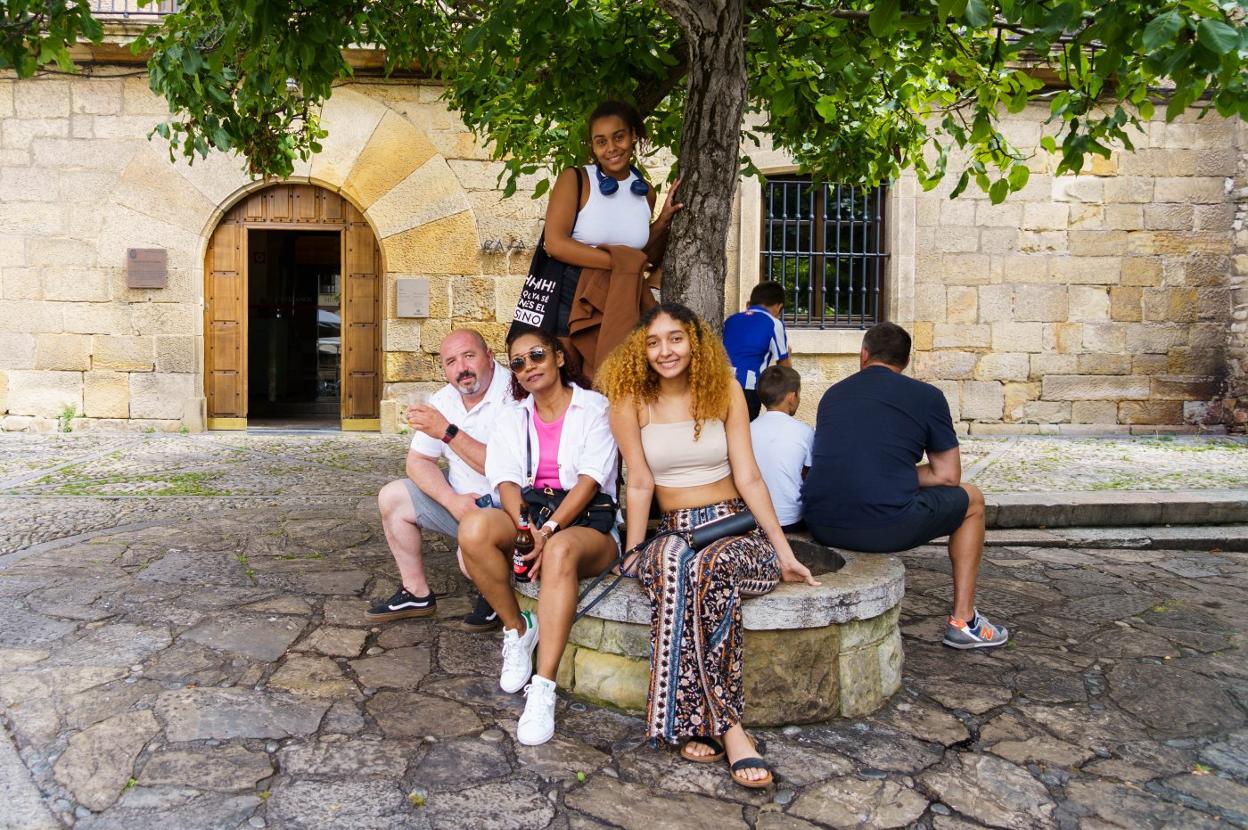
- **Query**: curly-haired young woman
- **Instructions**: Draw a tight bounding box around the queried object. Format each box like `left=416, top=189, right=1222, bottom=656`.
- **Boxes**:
left=597, top=303, right=818, bottom=789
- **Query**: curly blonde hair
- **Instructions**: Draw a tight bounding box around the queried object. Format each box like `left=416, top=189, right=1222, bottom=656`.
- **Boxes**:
left=596, top=303, right=735, bottom=439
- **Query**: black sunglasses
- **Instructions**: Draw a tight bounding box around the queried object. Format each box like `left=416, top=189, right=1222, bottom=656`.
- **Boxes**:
left=508, top=347, right=550, bottom=372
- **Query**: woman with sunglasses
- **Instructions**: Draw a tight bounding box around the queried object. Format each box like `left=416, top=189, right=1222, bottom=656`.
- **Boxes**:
left=458, top=329, right=620, bottom=746
left=597, top=302, right=818, bottom=789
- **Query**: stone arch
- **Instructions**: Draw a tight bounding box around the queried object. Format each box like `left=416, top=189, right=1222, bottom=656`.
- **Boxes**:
left=194, top=85, right=482, bottom=275
left=102, top=84, right=481, bottom=297
left=315, top=86, right=483, bottom=278
left=100, top=83, right=485, bottom=428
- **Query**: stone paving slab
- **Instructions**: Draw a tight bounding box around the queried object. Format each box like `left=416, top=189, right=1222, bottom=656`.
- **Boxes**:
left=0, top=432, right=1244, bottom=828
left=0, top=432, right=1242, bottom=558
left=0, top=728, right=60, bottom=829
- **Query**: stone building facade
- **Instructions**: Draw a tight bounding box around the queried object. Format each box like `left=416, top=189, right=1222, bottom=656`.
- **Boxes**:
left=0, top=48, right=1243, bottom=433
left=732, top=110, right=1243, bottom=434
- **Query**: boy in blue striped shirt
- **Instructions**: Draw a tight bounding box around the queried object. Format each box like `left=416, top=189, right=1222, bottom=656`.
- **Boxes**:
left=722, top=281, right=791, bottom=420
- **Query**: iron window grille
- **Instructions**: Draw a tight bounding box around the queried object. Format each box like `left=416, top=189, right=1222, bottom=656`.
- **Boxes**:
left=761, top=176, right=888, bottom=329
left=89, top=0, right=178, bottom=17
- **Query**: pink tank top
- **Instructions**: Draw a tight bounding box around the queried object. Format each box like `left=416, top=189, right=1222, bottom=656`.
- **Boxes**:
left=532, top=409, right=566, bottom=490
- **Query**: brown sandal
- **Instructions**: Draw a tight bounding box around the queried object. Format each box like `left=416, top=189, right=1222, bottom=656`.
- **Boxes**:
left=728, top=734, right=773, bottom=789
left=680, top=736, right=725, bottom=764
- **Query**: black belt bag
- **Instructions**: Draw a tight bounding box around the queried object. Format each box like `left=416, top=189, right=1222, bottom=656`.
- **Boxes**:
left=521, top=485, right=618, bottom=535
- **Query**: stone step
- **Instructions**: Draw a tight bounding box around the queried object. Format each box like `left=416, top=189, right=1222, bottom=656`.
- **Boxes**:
left=986, top=489, right=1248, bottom=529
left=981, top=524, right=1248, bottom=551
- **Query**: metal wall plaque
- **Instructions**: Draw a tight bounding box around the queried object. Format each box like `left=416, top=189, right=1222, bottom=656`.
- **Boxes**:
left=126, top=248, right=168, bottom=288
left=396, top=277, right=430, bottom=318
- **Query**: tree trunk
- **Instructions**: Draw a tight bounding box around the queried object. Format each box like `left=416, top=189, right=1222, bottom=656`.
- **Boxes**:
left=658, top=0, right=747, bottom=331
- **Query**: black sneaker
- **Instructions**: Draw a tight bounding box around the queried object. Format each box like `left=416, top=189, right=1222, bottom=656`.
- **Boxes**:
left=457, top=593, right=501, bottom=633
left=365, top=587, right=436, bottom=622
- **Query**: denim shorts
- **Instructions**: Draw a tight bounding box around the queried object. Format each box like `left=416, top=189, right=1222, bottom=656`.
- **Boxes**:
left=807, top=485, right=970, bottom=553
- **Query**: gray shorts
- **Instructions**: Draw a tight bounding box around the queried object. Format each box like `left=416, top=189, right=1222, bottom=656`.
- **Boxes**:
left=401, top=478, right=461, bottom=539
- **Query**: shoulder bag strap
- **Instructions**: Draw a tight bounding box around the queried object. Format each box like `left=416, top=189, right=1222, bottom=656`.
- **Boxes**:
left=571, top=528, right=680, bottom=623
left=574, top=165, right=584, bottom=230
left=539, top=166, right=583, bottom=255
left=525, top=409, right=533, bottom=485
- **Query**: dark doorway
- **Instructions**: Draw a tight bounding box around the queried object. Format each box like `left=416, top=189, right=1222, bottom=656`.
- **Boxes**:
left=247, top=229, right=342, bottom=429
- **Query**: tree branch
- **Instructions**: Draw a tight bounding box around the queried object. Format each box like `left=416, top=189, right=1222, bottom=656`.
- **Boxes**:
left=635, top=38, right=689, bottom=119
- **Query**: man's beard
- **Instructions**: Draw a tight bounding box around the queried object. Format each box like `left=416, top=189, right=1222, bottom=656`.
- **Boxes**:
left=455, top=371, right=483, bottom=395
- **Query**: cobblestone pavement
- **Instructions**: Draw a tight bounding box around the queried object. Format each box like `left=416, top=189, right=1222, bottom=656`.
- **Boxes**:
left=0, top=432, right=1245, bottom=829
left=961, top=434, right=1248, bottom=492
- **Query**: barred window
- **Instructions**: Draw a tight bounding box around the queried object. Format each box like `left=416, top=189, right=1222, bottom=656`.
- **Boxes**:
left=761, top=176, right=887, bottom=329
left=90, top=0, right=178, bottom=16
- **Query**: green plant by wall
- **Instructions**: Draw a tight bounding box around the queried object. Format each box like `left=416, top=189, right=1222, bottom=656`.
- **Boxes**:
left=57, top=404, right=77, bottom=433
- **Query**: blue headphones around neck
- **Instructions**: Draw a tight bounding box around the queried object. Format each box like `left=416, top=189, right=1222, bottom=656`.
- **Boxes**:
left=596, top=163, right=649, bottom=197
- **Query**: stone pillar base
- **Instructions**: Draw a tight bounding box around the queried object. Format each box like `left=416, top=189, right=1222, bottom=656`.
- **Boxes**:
left=181, top=397, right=207, bottom=433
left=1223, top=398, right=1248, bottom=433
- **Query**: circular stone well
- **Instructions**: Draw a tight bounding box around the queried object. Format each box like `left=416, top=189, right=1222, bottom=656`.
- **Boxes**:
left=515, top=535, right=904, bottom=725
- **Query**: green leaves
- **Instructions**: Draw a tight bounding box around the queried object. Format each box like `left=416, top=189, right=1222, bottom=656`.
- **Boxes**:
left=869, top=0, right=901, bottom=37
left=747, top=0, right=1248, bottom=206
left=988, top=178, right=1009, bottom=204
left=1197, top=19, right=1239, bottom=54
left=0, top=0, right=104, bottom=77
left=10, top=0, right=1244, bottom=214
left=1008, top=164, right=1030, bottom=191
left=1143, top=11, right=1182, bottom=51
left=963, top=0, right=992, bottom=27
left=815, top=96, right=838, bottom=122
left=136, top=0, right=443, bottom=176
left=938, top=0, right=969, bottom=22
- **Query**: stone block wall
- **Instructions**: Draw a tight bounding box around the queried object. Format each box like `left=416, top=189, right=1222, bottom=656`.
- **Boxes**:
left=907, top=107, right=1235, bottom=434
left=1224, top=120, right=1248, bottom=429
left=734, top=104, right=1239, bottom=433
left=0, top=67, right=1241, bottom=432
left=0, top=73, right=206, bottom=432
left=0, top=73, right=554, bottom=432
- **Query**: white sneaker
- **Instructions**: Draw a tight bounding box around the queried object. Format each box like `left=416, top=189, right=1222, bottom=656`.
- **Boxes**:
left=517, top=674, right=557, bottom=746
left=499, top=611, right=538, bottom=693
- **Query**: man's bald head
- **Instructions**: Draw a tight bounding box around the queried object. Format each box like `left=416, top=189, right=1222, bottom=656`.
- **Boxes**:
left=441, top=328, right=489, bottom=355
left=439, top=328, right=494, bottom=397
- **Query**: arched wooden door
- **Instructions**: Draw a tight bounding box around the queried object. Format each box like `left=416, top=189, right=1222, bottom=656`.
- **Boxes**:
left=204, top=184, right=382, bottom=429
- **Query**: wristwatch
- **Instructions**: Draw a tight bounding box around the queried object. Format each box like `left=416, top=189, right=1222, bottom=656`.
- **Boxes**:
left=441, top=424, right=459, bottom=444
left=538, top=520, right=559, bottom=540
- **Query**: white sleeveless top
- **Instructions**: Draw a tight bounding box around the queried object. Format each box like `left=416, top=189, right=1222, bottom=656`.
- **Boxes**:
left=571, top=164, right=652, bottom=249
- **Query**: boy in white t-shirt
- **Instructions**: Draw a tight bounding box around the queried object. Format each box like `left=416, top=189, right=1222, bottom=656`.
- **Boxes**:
left=749, top=365, right=813, bottom=532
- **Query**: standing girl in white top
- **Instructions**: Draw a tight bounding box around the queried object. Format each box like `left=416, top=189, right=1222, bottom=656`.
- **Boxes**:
left=458, top=328, right=620, bottom=747
left=541, top=101, right=684, bottom=334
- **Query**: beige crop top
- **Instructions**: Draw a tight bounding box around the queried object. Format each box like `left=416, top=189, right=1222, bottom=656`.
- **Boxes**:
left=640, top=404, right=732, bottom=487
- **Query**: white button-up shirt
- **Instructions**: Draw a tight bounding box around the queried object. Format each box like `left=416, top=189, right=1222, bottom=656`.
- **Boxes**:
left=410, top=362, right=512, bottom=497
left=485, top=384, right=618, bottom=499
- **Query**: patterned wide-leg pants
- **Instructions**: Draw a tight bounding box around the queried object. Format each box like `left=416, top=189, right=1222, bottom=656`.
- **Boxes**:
left=639, top=499, right=780, bottom=743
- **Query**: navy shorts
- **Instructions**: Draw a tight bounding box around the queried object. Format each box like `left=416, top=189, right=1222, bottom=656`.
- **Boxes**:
left=807, top=486, right=970, bottom=553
